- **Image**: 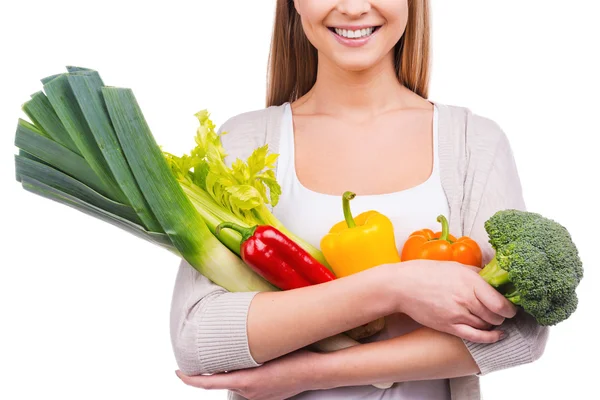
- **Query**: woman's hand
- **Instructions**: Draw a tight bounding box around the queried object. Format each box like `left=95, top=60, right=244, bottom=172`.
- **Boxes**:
left=175, top=349, right=321, bottom=400
left=389, top=259, right=518, bottom=343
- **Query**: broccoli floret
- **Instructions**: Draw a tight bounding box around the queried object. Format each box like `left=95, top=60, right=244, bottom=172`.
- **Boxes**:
left=478, top=209, right=583, bottom=326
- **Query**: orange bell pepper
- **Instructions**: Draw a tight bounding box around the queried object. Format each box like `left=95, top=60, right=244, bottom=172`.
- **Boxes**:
left=400, top=215, right=482, bottom=267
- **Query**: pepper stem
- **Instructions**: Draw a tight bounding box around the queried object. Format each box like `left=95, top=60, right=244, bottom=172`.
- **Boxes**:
left=437, top=215, right=450, bottom=242
left=216, top=222, right=257, bottom=243
left=342, top=191, right=357, bottom=228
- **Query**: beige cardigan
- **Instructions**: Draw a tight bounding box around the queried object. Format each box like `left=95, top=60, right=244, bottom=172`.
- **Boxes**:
left=169, top=102, right=549, bottom=400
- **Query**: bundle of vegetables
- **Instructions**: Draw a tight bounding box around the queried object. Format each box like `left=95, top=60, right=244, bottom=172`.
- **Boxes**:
left=15, top=66, right=282, bottom=291
left=14, top=67, right=396, bottom=387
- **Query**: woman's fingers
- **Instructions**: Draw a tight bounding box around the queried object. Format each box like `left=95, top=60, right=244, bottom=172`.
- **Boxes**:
left=452, top=324, right=505, bottom=344
left=468, top=298, right=505, bottom=326
left=176, top=370, right=237, bottom=390
left=460, top=311, right=493, bottom=330
left=474, top=280, right=518, bottom=319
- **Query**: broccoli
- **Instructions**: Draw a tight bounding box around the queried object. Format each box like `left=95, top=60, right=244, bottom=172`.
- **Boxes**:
left=478, top=209, right=583, bottom=326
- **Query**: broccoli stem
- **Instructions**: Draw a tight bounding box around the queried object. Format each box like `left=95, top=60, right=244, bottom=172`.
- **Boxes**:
left=479, top=255, right=510, bottom=287
left=505, top=294, right=522, bottom=305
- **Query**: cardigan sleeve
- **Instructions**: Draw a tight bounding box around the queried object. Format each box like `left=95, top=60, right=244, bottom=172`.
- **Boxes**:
left=461, top=121, right=549, bottom=375
left=169, top=110, right=270, bottom=375
left=170, top=260, right=261, bottom=375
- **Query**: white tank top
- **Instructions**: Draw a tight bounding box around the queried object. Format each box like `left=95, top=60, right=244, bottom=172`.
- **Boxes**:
left=273, top=103, right=452, bottom=399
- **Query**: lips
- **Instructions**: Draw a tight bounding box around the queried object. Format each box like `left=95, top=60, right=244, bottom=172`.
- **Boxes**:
left=334, top=26, right=375, bottom=39
left=327, top=25, right=382, bottom=47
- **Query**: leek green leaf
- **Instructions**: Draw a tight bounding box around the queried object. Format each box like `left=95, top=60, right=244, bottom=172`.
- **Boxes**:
left=40, top=73, right=61, bottom=85
left=20, top=176, right=173, bottom=252
left=15, top=154, right=142, bottom=225
left=44, top=74, right=127, bottom=203
left=15, top=118, right=111, bottom=198
left=22, top=91, right=80, bottom=153
left=67, top=71, right=162, bottom=232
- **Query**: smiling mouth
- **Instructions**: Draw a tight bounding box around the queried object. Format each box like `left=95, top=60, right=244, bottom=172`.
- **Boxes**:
left=328, top=26, right=381, bottom=39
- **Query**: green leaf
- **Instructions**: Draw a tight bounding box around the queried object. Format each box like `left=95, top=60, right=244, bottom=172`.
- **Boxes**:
left=20, top=175, right=174, bottom=252
left=67, top=70, right=163, bottom=232
left=225, top=185, right=263, bottom=210
left=44, top=74, right=127, bottom=203
left=191, top=162, right=210, bottom=190
left=257, top=174, right=282, bottom=207
left=247, top=145, right=268, bottom=176
left=66, top=66, right=94, bottom=73
left=40, top=73, right=61, bottom=85
left=18, top=118, right=47, bottom=137
left=15, top=118, right=112, bottom=198
left=265, top=153, right=278, bottom=168
left=22, top=91, right=80, bottom=153
left=15, top=154, right=143, bottom=225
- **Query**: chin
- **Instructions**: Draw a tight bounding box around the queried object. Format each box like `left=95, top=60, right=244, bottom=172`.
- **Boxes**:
left=330, top=53, right=382, bottom=73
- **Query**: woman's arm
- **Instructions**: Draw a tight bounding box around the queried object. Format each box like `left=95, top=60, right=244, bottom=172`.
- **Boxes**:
left=176, top=327, right=483, bottom=398
left=247, top=262, right=396, bottom=364
left=313, top=327, right=480, bottom=390
left=171, top=257, right=514, bottom=376
left=247, top=259, right=516, bottom=365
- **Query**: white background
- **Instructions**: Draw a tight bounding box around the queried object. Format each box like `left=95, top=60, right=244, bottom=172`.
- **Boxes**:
left=1, top=1, right=598, bottom=399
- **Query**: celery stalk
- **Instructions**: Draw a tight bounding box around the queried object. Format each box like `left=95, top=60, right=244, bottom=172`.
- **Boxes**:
left=180, top=182, right=246, bottom=255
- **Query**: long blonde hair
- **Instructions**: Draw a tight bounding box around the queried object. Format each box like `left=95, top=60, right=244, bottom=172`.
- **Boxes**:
left=266, top=0, right=431, bottom=107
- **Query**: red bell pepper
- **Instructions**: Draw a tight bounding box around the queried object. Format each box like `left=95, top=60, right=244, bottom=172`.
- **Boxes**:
left=216, top=223, right=336, bottom=290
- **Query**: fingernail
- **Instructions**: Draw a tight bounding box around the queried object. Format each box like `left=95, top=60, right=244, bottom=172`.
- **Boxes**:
left=499, top=331, right=506, bottom=340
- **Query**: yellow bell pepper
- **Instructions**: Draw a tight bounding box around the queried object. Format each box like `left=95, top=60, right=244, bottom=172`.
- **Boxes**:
left=320, top=191, right=401, bottom=278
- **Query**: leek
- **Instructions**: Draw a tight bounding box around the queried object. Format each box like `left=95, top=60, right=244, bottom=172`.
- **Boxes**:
left=102, top=86, right=276, bottom=292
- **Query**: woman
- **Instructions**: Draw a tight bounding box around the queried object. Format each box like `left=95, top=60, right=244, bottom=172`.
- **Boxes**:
left=171, top=1, right=548, bottom=399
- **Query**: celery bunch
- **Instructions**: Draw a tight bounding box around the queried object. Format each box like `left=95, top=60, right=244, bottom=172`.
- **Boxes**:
left=164, top=110, right=330, bottom=267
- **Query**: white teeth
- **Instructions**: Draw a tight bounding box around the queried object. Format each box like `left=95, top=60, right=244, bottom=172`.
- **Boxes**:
left=334, top=27, right=375, bottom=39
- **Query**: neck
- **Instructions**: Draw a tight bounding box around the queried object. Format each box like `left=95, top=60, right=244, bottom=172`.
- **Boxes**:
left=298, top=51, right=416, bottom=117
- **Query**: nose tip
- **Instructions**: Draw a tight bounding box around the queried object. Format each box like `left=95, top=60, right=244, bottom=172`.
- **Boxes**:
left=337, top=0, right=371, bottom=17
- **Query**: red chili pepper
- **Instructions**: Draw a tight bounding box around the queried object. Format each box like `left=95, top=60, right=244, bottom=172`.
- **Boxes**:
left=216, top=223, right=336, bottom=290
